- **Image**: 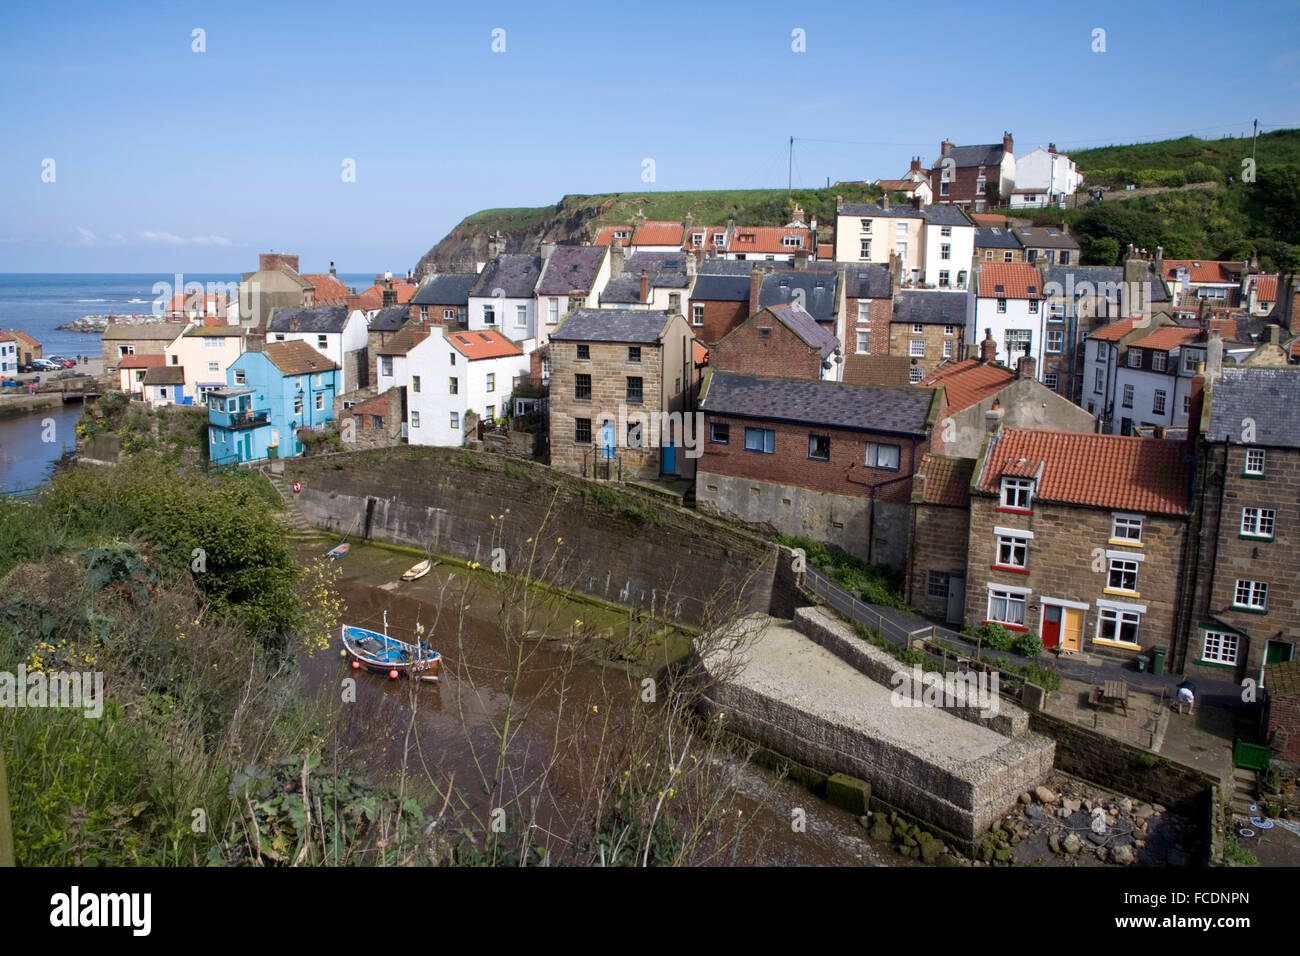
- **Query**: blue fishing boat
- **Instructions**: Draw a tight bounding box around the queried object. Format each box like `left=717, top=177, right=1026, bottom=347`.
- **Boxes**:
left=326, top=543, right=350, bottom=559
left=341, top=613, right=441, bottom=681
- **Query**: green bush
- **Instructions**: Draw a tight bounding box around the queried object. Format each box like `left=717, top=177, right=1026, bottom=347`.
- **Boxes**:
left=776, top=534, right=906, bottom=609
left=1023, top=661, right=1061, bottom=692
left=963, top=622, right=1014, bottom=652
left=1012, top=631, right=1044, bottom=658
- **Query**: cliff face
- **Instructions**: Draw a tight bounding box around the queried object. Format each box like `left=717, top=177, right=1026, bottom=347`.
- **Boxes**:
left=414, top=196, right=618, bottom=275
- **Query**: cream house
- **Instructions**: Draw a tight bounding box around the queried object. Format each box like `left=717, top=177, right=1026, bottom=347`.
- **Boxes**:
left=163, top=324, right=247, bottom=404
left=834, top=197, right=973, bottom=289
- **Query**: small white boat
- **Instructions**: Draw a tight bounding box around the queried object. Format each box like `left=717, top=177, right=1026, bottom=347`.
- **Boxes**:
left=402, top=558, right=437, bottom=581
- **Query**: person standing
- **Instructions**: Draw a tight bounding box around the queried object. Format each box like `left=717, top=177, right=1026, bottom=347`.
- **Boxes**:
left=1176, top=680, right=1196, bottom=714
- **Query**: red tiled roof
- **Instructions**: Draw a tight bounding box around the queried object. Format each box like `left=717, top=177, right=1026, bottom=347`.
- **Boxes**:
left=1252, top=275, right=1278, bottom=302
left=1088, top=316, right=1147, bottom=342
left=914, top=454, right=974, bottom=506
left=877, top=179, right=923, bottom=193
left=726, top=226, right=814, bottom=255
left=920, top=359, right=1015, bottom=413
left=301, top=273, right=353, bottom=305
left=594, top=226, right=633, bottom=247
left=633, top=221, right=685, bottom=246
left=978, top=263, right=1043, bottom=299
left=7, top=328, right=39, bottom=347
left=971, top=213, right=1008, bottom=227
left=446, top=329, right=523, bottom=360
left=1129, top=325, right=1200, bottom=351
left=1162, top=260, right=1238, bottom=285
left=357, top=281, right=416, bottom=312
left=693, top=341, right=709, bottom=365
left=818, top=243, right=834, bottom=260
left=375, top=326, right=430, bottom=356
left=118, top=354, right=167, bottom=369
left=168, top=291, right=231, bottom=313
left=977, top=428, right=1191, bottom=515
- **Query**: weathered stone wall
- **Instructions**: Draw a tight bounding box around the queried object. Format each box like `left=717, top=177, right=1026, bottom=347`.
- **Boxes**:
left=285, top=447, right=775, bottom=624
left=908, top=501, right=970, bottom=620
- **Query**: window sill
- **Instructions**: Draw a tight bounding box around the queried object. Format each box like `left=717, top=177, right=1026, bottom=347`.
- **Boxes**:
left=1230, top=605, right=1268, bottom=615
left=991, top=565, right=1031, bottom=575
left=1103, top=588, right=1140, bottom=598
left=1107, top=538, right=1143, bottom=548
left=1241, top=472, right=1265, bottom=479
left=1092, top=638, right=1141, bottom=650
left=996, top=507, right=1033, bottom=515
left=1239, top=533, right=1273, bottom=541
left=1196, top=657, right=1238, bottom=670
left=982, top=620, right=1029, bottom=632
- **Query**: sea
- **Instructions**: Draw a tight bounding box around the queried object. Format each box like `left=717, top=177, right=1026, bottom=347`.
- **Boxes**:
left=0, top=272, right=378, bottom=494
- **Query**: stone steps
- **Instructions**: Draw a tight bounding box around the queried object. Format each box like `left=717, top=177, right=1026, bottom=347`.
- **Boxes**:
left=261, top=468, right=318, bottom=533
left=1228, top=767, right=1258, bottom=820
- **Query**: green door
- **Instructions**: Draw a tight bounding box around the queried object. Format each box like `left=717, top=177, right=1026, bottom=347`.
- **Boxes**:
left=1266, top=640, right=1294, bottom=665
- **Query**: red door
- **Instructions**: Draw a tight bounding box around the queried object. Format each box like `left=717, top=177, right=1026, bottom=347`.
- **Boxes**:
left=1042, top=605, right=1062, bottom=649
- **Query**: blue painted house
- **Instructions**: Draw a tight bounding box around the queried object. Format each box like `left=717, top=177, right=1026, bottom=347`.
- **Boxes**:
left=208, top=340, right=339, bottom=465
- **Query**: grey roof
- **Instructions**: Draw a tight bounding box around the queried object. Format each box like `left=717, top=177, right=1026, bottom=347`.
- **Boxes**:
left=698, top=258, right=836, bottom=276
left=933, top=144, right=1007, bottom=168
left=976, top=228, right=1023, bottom=249
left=845, top=264, right=892, bottom=299
left=691, top=274, right=751, bottom=302
left=368, top=305, right=409, bottom=333
left=1207, top=367, right=1300, bottom=447
left=839, top=203, right=971, bottom=226
left=1040, top=266, right=1125, bottom=301
left=537, top=246, right=606, bottom=295
left=892, top=291, right=972, bottom=326
left=601, top=253, right=690, bottom=303
left=700, top=371, right=934, bottom=437
left=551, top=309, right=672, bottom=345
left=765, top=304, right=839, bottom=360
left=102, top=323, right=184, bottom=341
left=413, top=273, right=478, bottom=306
left=1014, top=227, right=1079, bottom=250
left=759, top=271, right=838, bottom=323
left=142, top=366, right=185, bottom=385
left=471, top=255, right=542, bottom=299
left=267, top=306, right=350, bottom=333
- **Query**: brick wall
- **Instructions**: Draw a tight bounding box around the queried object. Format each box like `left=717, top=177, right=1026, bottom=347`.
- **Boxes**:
left=710, top=314, right=829, bottom=381
left=977, top=248, right=1026, bottom=265
left=965, top=492, right=1187, bottom=659
left=549, top=339, right=666, bottom=478
left=1267, top=694, right=1300, bottom=762
left=908, top=502, right=970, bottom=619
left=689, top=299, right=749, bottom=345
left=844, top=297, right=892, bottom=356
left=888, top=322, right=964, bottom=378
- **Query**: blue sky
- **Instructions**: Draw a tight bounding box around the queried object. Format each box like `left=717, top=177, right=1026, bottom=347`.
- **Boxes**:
left=1, top=0, right=1296, bottom=274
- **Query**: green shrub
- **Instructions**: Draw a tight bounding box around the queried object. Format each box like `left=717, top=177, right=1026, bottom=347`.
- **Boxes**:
left=963, top=622, right=1014, bottom=652
left=1012, top=631, right=1044, bottom=658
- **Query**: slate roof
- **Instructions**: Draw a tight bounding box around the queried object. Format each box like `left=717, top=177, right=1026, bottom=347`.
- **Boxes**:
left=839, top=203, right=971, bottom=226
left=975, top=228, right=1023, bottom=250
left=412, top=273, right=479, bottom=306
left=551, top=309, right=672, bottom=345
left=841, top=354, right=911, bottom=387
left=914, top=454, right=975, bottom=506
left=261, top=340, right=339, bottom=376
left=368, top=305, right=409, bottom=333
left=1206, top=367, right=1300, bottom=448
left=978, top=263, right=1043, bottom=299
left=102, top=323, right=185, bottom=341
left=759, top=271, right=837, bottom=323
left=1014, top=227, right=1079, bottom=250
left=142, top=366, right=185, bottom=385
left=1040, top=266, right=1124, bottom=299
left=845, top=264, right=892, bottom=300
left=446, top=329, right=525, bottom=360
left=975, top=428, right=1192, bottom=515
left=471, top=254, right=543, bottom=299
left=268, top=306, right=350, bottom=334
left=934, top=143, right=1007, bottom=169
left=893, top=290, right=971, bottom=326
left=691, top=274, right=751, bottom=302
left=698, top=259, right=837, bottom=276
left=182, top=324, right=244, bottom=338
left=699, top=371, right=934, bottom=436
left=601, top=253, right=690, bottom=303
left=762, top=304, right=839, bottom=360
left=537, top=246, right=606, bottom=295
left=920, top=360, right=1015, bottom=413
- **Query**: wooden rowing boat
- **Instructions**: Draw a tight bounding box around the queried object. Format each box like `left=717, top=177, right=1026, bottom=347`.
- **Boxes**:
left=326, top=543, right=350, bottom=559
left=340, top=622, right=441, bottom=681
left=402, top=558, right=437, bottom=581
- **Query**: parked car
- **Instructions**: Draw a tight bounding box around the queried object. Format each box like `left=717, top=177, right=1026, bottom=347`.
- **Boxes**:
left=31, top=359, right=59, bottom=371
left=46, top=356, right=75, bottom=368
left=17, top=363, right=34, bottom=373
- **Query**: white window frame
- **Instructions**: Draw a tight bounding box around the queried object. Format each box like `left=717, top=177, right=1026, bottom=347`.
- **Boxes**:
left=986, top=585, right=1030, bottom=627
left=1200, top=630, right=1240, bottom=666
left=1152, top=351, right=1167, bottom=372
left=1152, top=390, right=1167, bottom=415
left=1046, top=329, right=1064, bottom=353
left=1233, top=579, right=1268, bottom=611
left=864, top=442, right=901, bottom=470
left=994, top=527, right=1032, bottom=569
left=1000, top=477, right=1034, bottom=510
left=1096, top=606, right=1141, bottom=647
left=1111, top=513, right=1143, bottom=543
left=1245, top=448, right=1265, bottom=476
left=1107, top=557, right=1141, bottom=594
left=1241, top=507, right=1276, bottom=539
left=909, top=339, right=925, bottom=358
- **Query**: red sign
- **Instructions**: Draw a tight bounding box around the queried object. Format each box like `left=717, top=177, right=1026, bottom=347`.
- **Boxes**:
left=292, top=481, right=302, bottom=494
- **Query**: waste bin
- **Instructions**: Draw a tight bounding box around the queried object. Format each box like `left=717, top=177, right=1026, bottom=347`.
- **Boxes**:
left=1151, top=647, right=1166, bottom=675
left=1135, top=655, right=1149, bottom=673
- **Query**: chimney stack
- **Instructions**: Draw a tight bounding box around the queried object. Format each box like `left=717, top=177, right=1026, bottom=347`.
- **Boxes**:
left=980, top=328, right=997, bottom=363
left=345, top=293, right=361, bottom=313
left=940, top=139, right=954, bottom=157
left=985, top=398, right=1005, bottom=433
left=382, top=287, right=397, bottom=307
left=1003, top=131, right=1014, bottom=155
left=880, top=189, right=890, bottom=210
left=610, top=240, right=624, bottom=279
left=794, top=247, right=809, bottom=271
left=1048, top=143, right=1057, bottom=154
left=329, top=260, right=337, bottom=277
left=836, top=194, right=844, bottom=212
left=910, top=157, right=922, bottom=173
left=639, top=269, right=649, bottom=303
left=1017, top=353, right=1037, bottom=381
left=749, top=266, right=763, bottom=313
left=1268, top=323, right=1282, bottom=347
left=889, top=251, right=902, bottom=294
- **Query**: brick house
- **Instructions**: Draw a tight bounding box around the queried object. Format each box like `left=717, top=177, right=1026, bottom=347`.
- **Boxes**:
left=1264, top=660, right=1300, bottom=762
left=967, top=428, right=1192, bottom=661
left=1180, top=366, right=1300, bottom=682
left=548, top=309, right=698, bottom=479
left=101, top=320, right=185, bottom=370
left=889, top=290, right=973, bottom=382
left=695, top=371, right=943, bottom=569
left=7, top=328, right=41, bottom=365
left=908, top=454, right=976, bottom=623
left=410, top=273, right=478, bottom=328
left=709, top=303, right=839, bottom=381
left=929, top=134, right=1016, bottom=210
left=688, top=269, right=759, bottom=345
left=367, top=305, right=410, bottom=384
left=975, top=228, right=1025, bottom=265
left=843, top=264, right=894, bottom=358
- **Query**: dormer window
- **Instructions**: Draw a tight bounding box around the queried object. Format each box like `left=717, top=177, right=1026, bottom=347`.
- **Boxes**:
left=691, top=232, right=704, bottom=246
left=1000, top=477, right=1034, bottom=511
left=783, top=236, right=802, bottom=248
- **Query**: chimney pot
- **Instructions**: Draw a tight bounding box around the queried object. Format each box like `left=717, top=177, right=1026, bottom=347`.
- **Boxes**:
left=639, top=269, right=649, bottom=303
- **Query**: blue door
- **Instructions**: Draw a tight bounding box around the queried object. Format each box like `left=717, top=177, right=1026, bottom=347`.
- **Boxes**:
left=601, top=419, right=615, bottom=459
left=662, top=444, right=677, bottom=475
left=241, top=433, right=251, bottom=462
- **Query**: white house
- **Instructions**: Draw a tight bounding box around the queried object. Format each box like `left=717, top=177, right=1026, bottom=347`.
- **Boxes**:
left=266, top=305, right=369, bottom=393
left=405, top=329, right=531, bottom=446
left=971, top=263, right=1047, bottom=370
left=1011, top=145, right=1083, bottom=208
left=534, top=246, right=609, bottom=347
left=467, top=254, right=544, bottom=344
left=163, top=323, right=247, bottom=403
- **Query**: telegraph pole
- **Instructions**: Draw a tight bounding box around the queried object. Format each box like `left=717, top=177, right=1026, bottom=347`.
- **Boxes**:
left=1252, top=119, right=1258, bottom=168
left=788, top=136, right=794, bottom=191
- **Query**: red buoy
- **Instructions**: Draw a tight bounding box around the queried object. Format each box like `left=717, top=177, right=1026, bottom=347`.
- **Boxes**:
left=351, top=660, right=360, bottom=669
left=389, top=669, right=399, bottom=680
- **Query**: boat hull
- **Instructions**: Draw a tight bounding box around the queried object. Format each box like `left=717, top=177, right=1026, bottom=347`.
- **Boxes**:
left=341, top=625, right=441, bottom=681
left=402, top=559, right=434, bottom=581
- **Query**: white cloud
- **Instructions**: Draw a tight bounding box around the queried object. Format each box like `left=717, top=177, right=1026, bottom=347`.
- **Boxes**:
left=73, top=227, right=98, bottom=246
left=137, top=230, right=231, bottom=246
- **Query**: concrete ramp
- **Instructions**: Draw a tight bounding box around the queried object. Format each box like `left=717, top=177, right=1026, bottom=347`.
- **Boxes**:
left=702, top=608, right=1055, bottom=841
